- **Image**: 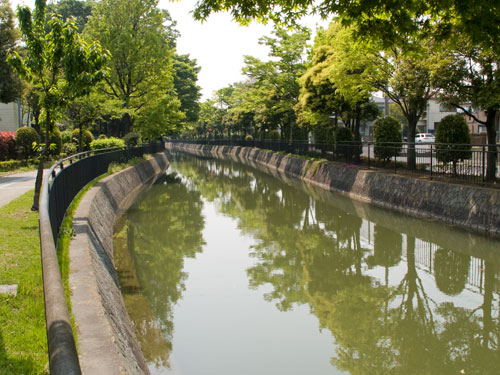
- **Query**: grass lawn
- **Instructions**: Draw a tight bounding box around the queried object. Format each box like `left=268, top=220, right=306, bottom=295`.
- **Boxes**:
left=0, top=191, right=48, bottom=375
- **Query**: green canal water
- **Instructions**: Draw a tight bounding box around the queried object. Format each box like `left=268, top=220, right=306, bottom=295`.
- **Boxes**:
left=113, top=155, right=500, bottom=375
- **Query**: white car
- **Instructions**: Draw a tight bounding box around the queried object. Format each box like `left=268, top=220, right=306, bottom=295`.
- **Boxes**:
left=415, top=133, right=435, bottom=143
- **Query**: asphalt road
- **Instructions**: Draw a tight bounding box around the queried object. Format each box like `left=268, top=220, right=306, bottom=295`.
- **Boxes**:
left=0, top=170, right=40, bottom=209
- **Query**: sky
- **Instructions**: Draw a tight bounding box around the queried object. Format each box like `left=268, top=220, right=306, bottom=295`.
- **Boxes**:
left=11, top=0, right=328, bottom=100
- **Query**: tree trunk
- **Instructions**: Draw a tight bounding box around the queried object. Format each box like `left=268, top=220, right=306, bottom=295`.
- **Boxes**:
left=353, top=107, right=361, bottom=163
left=407, top=120, right=417, bottom=170
left=32, top=110, right=51, bottom=211
left=485, top=109, right=498, bottom=181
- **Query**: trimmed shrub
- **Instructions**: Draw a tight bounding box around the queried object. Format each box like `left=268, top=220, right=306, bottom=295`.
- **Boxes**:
left=71, top=128, right=94, bottom=151
left=334, top=126, right=358, bottom=160
left=48, top=127, right=62, bottom=157
left=16, top=126, right=40, bottom=160
left=0, top=131, right=16, bottom=161
left=313, top=125, right=335, bottom=145
left=373, top=116, right=402, bottom=162
left=62, top=142, right=77, bottom=156
left=435, top=114, right=472, bottom=174
left=268, top=129, right=280, bottom=141
left=61, top=129, right=72, bottom=144
left=245, top=134, right=254, bottom=141
left=123, top=132, right=141, bottom=147
left=0, top=159, right=25, bottom=172
left=90, top=136, right=125, bottom=150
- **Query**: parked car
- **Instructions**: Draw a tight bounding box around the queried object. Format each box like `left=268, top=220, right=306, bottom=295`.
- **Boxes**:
left=415, top=133, right=435, bottom=143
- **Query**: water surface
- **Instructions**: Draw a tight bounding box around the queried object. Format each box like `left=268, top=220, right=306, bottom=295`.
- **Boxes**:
left=114, top=155, right=500, bottom=375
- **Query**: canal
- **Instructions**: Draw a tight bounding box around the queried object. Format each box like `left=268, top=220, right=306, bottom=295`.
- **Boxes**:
left=114, top=154, right=500, bottom=375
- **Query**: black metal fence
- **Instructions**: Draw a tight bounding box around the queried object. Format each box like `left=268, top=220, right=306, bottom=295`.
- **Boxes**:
left=171, top=139, right=500, bottom=184
left=39, top=142, right=164, bottom=375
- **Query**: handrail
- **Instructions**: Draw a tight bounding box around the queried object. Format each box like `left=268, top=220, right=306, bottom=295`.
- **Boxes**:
left=38, top=143, right=165, bottom=375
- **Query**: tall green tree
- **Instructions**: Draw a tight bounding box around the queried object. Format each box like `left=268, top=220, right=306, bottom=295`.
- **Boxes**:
left=230, top=27, right=310, bottom=141
left=172, top=53, right=201, bottom=124
left=307, top=21, right=438, bottom=168
left=9, top=0, right=108, bottom=210
left=432, top=34, right=499, bottom=181
left=46, top=0, right=93, bottom=32
left=0, top=0, right=20, bottom=103
left=84, top=0, right=183, bottom=138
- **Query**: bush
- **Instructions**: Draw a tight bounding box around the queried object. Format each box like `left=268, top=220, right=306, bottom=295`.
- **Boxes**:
left=16, top=127, right=40, bottom=160
left=268, top=129, right=280, bottom=141
left=0, top=131, right=16, bottom=161
left=245, top=134, right=254, bottom=141
left=48, top=127, right=62, bottom=157
left=123, top=132, right=141, bottom=147
left=90, top=136, right=125, bottom=150
left=62, top=142, right=77, bottom=156
left=334, top=126, right=359, bottom=160
left=435, top=114, right=472, bottom=174
left=71, top=128, right=94, bottom=151
left=61, top=129, right=72, bottom=144
left=313, top=125, right=335, bottom=145
left=373, top=116, right=402, bottom=161
left=0, top=159, right=25, bottom=172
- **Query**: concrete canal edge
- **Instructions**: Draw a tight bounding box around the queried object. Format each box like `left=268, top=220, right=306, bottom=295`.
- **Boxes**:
left=69, top=152, right=170, bottom=375
left=166, top=142, right=500, bottom=237
left=65, top=143, right=499, bottom=374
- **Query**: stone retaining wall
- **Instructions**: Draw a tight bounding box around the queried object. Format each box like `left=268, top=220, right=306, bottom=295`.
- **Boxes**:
left=167, top=142, right=500, bottom=237
left=69, top=152, right=170, bottom=375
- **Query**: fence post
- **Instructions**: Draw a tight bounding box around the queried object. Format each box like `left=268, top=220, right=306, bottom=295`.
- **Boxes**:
left=482, top=145, right=486, bottom=184
left=367, top=143, right=370, bottom=169
left=394, top=145, right=397, bottom=173
left=430, top=143, right=433, bottom=179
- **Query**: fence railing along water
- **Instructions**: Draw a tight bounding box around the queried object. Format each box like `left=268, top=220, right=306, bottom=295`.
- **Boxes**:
left=38, top=142, right=165, bottom=375
left=171, top=139, right=500, bottom=184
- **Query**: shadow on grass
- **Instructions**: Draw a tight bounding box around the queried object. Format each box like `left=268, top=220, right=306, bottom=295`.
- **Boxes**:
left=0, top=329, right=37, bottom=375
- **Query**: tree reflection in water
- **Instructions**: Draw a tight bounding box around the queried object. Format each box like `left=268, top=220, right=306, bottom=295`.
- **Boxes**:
left=116, top=156, right=500, bottom=374
left=114, top=171, right=205, bottom=369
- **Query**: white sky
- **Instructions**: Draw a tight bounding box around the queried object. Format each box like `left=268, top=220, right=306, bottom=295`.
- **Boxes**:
left=11, top=0, right=328, bottom=100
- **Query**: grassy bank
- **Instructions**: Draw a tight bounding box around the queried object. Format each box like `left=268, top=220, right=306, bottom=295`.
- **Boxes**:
left=0, top=191, right=48, bottom=375
left=0, top=156, right=151, bottom=375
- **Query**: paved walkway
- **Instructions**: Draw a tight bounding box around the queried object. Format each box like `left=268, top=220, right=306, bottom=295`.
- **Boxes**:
left=0, top=170, right=41, bottom=209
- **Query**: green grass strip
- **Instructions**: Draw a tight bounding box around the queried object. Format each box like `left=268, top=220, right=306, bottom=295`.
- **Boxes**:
left=0, top=157, right=147, bottom=375
left=0, top=191, right=49, bottom=375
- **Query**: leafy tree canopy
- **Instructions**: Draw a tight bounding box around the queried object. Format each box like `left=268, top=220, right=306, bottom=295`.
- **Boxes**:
left=46, top=0, right=93, bottom=32
left=172, top=53, right=201, bottom=123
left=84, top=0, right=183, bottom=137
left=8, top=0, right=108, bottom=209
left=0, top=0, right=20, bottom=103
left=192, top=0, right=500, bottom=53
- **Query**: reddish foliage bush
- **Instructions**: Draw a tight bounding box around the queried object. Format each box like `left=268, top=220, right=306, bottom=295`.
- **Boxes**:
left=0, top=131, right=16, bottom=161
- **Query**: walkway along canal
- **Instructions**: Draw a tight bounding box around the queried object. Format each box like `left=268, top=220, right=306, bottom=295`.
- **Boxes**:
left=114, top=154, right=500, bottom=375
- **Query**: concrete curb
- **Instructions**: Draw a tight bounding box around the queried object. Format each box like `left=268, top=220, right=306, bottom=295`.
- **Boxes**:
left=69, top=152, right=169, bottom=375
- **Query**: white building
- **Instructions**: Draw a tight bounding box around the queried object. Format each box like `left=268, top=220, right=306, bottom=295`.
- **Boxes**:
left=362, top=97, right=457, bottom=140
left=418, top=100, right=457, bottom=133
left=0, top=101, right=21, bottom=132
